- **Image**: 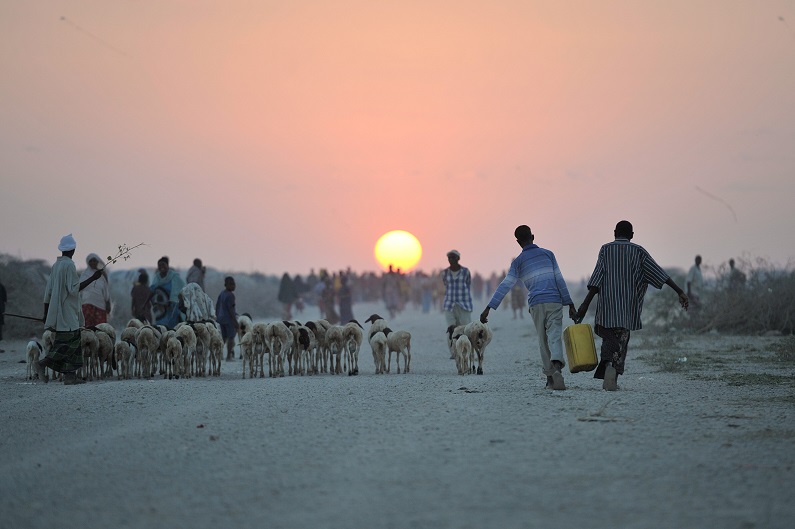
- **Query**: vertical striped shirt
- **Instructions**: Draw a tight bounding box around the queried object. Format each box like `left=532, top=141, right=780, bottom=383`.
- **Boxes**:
left=587, top=238, right=670, bottom=331
left=487, top=244, right=573, bottom=310
left=442, top=266, right=473, bottom=311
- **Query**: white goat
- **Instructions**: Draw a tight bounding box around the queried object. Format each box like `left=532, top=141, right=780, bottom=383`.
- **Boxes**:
left=342, top=320, right=364, bottom=376
left=264, top=321, right=292, bottom=378
left=114, top=339, right=135, bottom=380
left=120, top=325, right=138, bottom=345
left=446, top=324, right=465, bottom=360
left=126, top=318, right=145, bottom=329
left=164, top=331, right=183, bottom=380
left=206, top=323, right=223, bottom=376
left=175, top=324, right=197, bottom=378
left=191, top=322, right=211, bottom=377
left=454, top=333, right=472, bottom=375
left=152, top=325, right=167, bottom=376
left=237, top=314, right=253, bottom=359
left=95, top=322, right=116, bottom=345
left=41, top=330, right=57, bottom=381
left=284, top=322, right=314, bottom=376
left=251, top=322, right=269, bottom=378
left=240, top=331, right=255, bottom=379
left=463, top=321, right=493, bottom=375
left=26, top=340, right=43, bottom=380
left=325, top=325, right=345, bottom=374
left=80, top=328, right=99, bottom=381
left=304, top=321, right=328, bottom=374
left=365, top=314, right=389, bottom=374
left=368, top=330, right=388, bottom=375
left=135, top=326, right=159, bottom=379
left=95, top=329, right=115, bottom=379
left=384, top=328, right=412, bottom=374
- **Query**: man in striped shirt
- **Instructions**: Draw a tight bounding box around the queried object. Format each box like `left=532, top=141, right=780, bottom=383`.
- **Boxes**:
left=480, top=225, right=576, bottom=390
left=576, top=221, right=689, bottom=390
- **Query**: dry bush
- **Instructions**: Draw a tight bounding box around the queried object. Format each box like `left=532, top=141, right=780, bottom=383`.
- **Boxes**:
left=770, top=336, right=795, bottom=364
left=644, top=258, right=795, bottom=335
left=642, top=267, right=688, bottom=331
left=0, top=254, right=51, bottom=339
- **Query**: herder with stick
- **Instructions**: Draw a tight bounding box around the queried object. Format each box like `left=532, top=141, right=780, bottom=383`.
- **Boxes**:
left=36, top=234, right=103, bottom=385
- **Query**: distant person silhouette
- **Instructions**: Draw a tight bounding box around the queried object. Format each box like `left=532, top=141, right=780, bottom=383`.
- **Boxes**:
left=728, top=258, right=746, bottom=290
left=186, top=258, right=206, bottom=291
left=686, top=255, right=704, bottom=310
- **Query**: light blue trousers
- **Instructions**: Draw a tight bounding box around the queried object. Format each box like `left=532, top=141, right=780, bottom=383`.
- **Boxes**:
left=529, top=302, right=566, bottom=376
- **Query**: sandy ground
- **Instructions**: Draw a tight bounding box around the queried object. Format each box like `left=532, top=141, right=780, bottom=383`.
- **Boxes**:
left=1, top=301, right=793, bottom=529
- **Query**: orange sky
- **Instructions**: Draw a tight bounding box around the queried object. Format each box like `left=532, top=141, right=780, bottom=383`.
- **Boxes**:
left=2, top=0, right=794, bottom=283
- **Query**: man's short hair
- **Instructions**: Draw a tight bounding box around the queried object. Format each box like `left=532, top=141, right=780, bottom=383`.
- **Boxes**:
left=514, top=225, right=533, bottom=241
left=615, top=220, right=633, bottom=238
left=224, top=276, right=235, bottom=284
left=193, top=258, right=202, bottom=267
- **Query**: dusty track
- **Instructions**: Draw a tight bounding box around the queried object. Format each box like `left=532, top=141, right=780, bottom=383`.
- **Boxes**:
left=1, top=302, right=793, bottom=529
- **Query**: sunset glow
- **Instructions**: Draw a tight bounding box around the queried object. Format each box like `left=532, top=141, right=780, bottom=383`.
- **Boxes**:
left=1, top=2, right=794, bottom=280
left=374, top=231, right=423, bottom=273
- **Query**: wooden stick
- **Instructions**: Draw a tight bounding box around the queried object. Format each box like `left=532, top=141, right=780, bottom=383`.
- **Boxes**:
left=3, top=312, right=43, bottom=322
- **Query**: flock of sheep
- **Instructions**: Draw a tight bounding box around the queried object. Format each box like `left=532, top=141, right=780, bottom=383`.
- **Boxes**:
left=237, top=313, right=413, bottom=378
left=26, top=319, right=226, bottom=382
left=25, top=313, right=493, bottom=382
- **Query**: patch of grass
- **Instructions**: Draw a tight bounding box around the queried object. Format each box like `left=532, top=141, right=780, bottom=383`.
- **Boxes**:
left=743, top=394, right=795, bottom=405
left=653, top=335, right=680, bottom=350
left=637, top=335, right=681, bottom=350
left=741, top=428, right=795, bottom=441
left=638, top=350, right=699, bottom=372
left=771, top=337, right=795, bottom=363
left=687, top=373, right=720, bottom=381
left=721, top=373, right=795, bottom=386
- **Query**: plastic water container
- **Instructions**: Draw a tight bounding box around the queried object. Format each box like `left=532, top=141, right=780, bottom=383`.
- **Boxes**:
left=563, top=323, right=598, bottom=373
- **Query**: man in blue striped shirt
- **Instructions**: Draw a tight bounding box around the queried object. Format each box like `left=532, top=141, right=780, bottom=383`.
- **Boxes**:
left=480, top=225, right=576, bottom=390
left=576, top=221, right=689, bottom=390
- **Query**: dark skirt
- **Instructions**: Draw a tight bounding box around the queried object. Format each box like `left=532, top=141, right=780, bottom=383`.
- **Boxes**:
left=45, top=330, right=83, bottom=373
left=593, top=325, right=631, bottom=378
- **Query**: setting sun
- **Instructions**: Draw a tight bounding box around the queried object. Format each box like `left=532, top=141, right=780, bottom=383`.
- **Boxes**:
left=374, top=230, right=423, bottom=272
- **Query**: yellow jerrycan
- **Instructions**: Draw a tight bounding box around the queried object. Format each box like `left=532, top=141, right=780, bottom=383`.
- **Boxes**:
left=563, top=323, right=598, bottom=373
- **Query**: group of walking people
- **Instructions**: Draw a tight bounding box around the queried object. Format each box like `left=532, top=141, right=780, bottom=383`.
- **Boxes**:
left=442, top=221, right=689, bottom=391
left=34, top=221, right=691, bottom=389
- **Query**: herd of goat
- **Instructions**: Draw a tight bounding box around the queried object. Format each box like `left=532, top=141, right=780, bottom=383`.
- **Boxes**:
left=25, top=313, right=493, bottom=382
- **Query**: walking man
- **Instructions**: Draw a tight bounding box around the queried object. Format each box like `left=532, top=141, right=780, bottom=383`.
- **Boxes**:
left=442, top=250, right=473, bottom=328
left=216, top=276, right=239, bottom=361
left=480, top=225, right=576, bottom=390
left=576, top=221, right=689, bottom=390
left=37, top=234, right=103, bottom=384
